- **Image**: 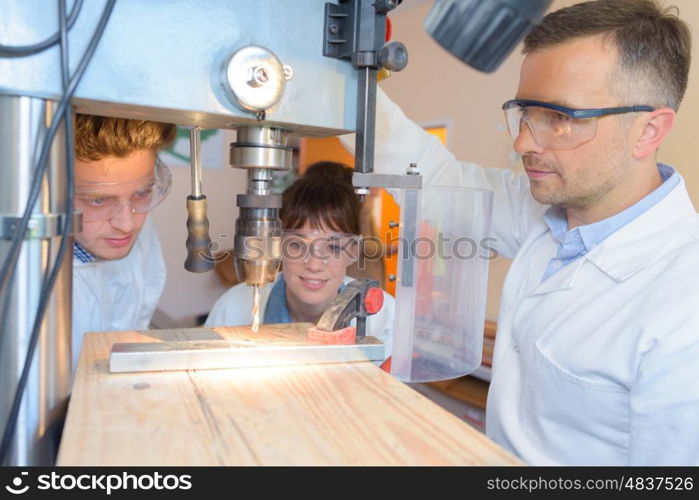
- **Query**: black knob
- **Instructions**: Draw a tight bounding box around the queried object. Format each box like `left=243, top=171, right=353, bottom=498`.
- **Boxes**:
left=378, top=41, right=408, bottom=72
left=375, top=0, right=402, bottom=14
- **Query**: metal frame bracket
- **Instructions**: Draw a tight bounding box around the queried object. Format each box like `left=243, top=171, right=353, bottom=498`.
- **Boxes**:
left=352, top=172, right=422, bottom=189
left=0, top=213, right=75, bottom=240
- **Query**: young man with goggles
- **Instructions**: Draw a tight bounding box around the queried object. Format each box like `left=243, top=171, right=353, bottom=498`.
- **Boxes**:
left=344, top=0, right=699, bottom=465
left=71, top=114, right=176, bottom=369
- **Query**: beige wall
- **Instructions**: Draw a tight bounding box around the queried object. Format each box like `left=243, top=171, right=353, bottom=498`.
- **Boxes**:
left=151, top=128, right=246, bottom=327
left=382, top=0, right=699, bottom=320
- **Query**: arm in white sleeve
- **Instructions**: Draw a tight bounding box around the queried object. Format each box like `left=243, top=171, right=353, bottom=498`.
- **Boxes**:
left=204, top=284, right=255, bottom=327
left=339, top=87, right=548, bottom=259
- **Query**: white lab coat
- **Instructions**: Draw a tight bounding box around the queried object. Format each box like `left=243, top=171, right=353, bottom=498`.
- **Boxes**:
left=341, top=89, right=699, bottom=465
left=72, top=217, right=166, bottom=371
left=205, top=275, right=395, bottom=362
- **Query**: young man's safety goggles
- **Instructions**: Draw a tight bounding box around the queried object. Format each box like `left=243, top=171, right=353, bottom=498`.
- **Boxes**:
left=502, top=99, right=654, bottom=150
left=74, top=159, right=172, bottom=222
left=281, top=230, right=360, bottom=267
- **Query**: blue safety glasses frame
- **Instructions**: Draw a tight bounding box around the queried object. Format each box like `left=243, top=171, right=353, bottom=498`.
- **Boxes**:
left=502, top=99, right=655, bottom=119
left=502, top=99, right=655, bottom=149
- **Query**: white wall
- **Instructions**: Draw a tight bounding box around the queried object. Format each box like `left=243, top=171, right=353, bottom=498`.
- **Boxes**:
left=663, top=1, right=699, bottom=197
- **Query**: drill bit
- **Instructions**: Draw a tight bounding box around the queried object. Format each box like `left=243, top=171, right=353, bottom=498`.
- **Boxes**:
left=251, top=285, right=261, bottom=333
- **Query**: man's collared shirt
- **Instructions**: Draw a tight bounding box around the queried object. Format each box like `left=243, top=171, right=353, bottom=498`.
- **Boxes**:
left=73, top=241, right=97, bottom=264
left=542, top=163, right=679, bottom=281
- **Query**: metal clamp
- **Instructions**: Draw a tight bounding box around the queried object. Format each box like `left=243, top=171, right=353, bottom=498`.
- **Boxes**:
left=316, top=278, right=381, bottom=339
left=0, top=213, right=71, bottom=240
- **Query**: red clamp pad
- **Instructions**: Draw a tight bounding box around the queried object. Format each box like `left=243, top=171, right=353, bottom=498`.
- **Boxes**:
left=307, top=326, right=357, bottom=345
left=364, top=287, right=384, bottom=314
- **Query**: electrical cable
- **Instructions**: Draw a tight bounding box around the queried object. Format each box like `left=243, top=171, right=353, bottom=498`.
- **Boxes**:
left=0, top=0, right=83, bottom=57
left=0, top=0, right=114, bottom=302
left=0, top=0, right=115, bottom=464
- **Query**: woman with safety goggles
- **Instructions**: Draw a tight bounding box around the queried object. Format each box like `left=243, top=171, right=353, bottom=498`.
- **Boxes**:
left=205, top=170, right=395, bottom=364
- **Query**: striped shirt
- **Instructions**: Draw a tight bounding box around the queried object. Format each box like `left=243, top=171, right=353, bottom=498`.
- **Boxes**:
left=73, top=240, right=97, bottom=263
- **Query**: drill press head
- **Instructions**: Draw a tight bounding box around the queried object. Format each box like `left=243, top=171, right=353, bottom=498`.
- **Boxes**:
left=230, top=126, right=291, bottom=287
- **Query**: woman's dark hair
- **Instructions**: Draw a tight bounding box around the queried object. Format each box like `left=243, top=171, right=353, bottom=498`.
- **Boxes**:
left=281, top=171, right=360, bottom=235
left=303, top=161, right=354, bottom=185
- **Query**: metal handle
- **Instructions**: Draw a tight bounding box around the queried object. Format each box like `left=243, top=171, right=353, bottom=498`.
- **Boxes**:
left=189, top=127, right=203, bottom=198
left=184, top=126, right=213, bottom=272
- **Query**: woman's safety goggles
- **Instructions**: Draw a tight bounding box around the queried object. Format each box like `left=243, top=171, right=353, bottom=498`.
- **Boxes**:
left=281, top=230, right=360, bottom=267
left=502, top=99, right=654, bottom=150
left=74, top=159, right=172, bottom=222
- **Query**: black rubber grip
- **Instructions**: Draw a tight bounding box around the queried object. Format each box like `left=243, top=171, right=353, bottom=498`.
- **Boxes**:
left=184, top=196, right=214, bottom=273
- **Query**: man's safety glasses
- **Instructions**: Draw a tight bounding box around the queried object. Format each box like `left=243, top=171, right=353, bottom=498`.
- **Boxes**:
left=74, top=159, right=172, bottom=222
left=502, top=99, right=654, bottom=150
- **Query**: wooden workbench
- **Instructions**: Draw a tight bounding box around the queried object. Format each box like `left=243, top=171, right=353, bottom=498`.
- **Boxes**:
left=57, top=324, right=521, bottom=466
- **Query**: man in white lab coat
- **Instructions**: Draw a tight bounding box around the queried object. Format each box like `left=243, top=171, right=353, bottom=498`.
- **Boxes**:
left=355, top=0, right=699, bottom=464
left=71, top=115, right=176, bottom=370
